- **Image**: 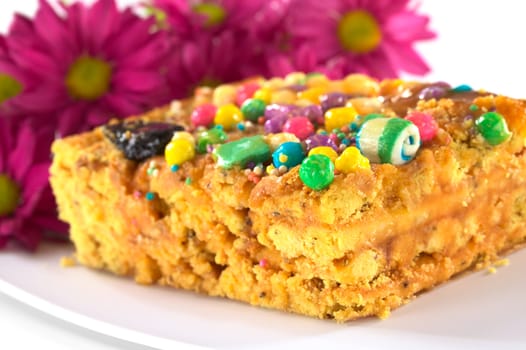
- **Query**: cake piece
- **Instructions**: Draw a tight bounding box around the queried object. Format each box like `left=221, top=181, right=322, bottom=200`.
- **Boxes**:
left=50, top=74, right=526, bottom=321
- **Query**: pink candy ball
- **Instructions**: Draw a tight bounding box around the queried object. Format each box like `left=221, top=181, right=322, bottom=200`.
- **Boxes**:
left=405, top=112, right=438, bottom=142
left=191, top=103, right=217, bottom=128
left=236, top=83, right=260, bottom=106
left=283, top=116, right=315, bottom=140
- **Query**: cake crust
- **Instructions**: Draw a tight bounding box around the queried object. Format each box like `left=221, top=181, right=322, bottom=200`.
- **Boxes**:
left=50, top=76, right=526, bottom=321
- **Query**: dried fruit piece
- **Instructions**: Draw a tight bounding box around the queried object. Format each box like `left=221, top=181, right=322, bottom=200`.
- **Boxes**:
left=103, top=120, right=183, bottom=161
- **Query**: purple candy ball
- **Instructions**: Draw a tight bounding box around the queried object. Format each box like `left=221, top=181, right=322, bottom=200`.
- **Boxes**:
left=301, top=105, right=324, bottom=125
left=264, top=104, right=302, bottom=120
left=264, top=114, right=288, bottom=133
left=418, top=82, right=451, bottom=100
left=320, top=93, right=348, bottom=113
left=286, top=84, right=307, bottom=92
left=304, top=134, right=338, bottom=152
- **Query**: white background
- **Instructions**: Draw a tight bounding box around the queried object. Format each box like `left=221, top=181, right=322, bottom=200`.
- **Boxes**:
left=1, top=0, right=525, bottom=349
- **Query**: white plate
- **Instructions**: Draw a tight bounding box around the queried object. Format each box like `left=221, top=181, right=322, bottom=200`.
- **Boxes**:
left=0, top=242, right=525, bottom=350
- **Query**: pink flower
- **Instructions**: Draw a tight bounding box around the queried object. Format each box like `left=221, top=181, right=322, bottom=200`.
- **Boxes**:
left=0, top=0, right=172, bottom=136
left=151, top=0, right=267, bottom=37
left=0, top=116, right=67, bottom=251
left=167, top=30, right=256, bottom=98
left=151, top=0, right=278, bottom=96
left=265, top=45, right=345, bottom=79
left=285, top=0, right=435, bottom=79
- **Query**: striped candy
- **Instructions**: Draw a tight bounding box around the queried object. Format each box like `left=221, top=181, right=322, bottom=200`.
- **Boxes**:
left=356, top=117, right=421, bottom=165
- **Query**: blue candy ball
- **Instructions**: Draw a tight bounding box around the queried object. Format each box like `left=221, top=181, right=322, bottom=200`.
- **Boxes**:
left=272, top=142, right=305, bottom=168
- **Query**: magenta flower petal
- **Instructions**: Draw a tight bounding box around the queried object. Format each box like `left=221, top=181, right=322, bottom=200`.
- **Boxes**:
left=112, top=70, right=165, bottom=93
left=83, top=0, right=119, bottom=53
left=0, top=117, right=67, bottom=251
left=7, top=122, right=35, bottom=182
left=117, top=35, right=170, bottom=69
left=0, top=0, right=173, bottom=136
left=34, top=0, right=73, bottom=60
left=382, top=41, right=431, bottom=76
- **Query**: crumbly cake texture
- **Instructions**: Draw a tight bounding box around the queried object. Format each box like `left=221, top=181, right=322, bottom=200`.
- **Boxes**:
left=50, top=75, right=526, bottom=321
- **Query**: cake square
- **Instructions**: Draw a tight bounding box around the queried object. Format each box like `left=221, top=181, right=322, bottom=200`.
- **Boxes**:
left=50, top=75, right=526, bottom=321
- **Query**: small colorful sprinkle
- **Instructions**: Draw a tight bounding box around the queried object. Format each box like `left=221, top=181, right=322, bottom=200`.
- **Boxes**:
left=145, top=192, right=155, bottom=201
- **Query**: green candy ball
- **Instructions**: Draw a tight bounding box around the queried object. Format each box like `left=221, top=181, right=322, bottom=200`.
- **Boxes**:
left=299, top=154, right=335, bottom=191
left=241, top=98, right=266, bottom=122
left=197, top=128, right=228, bottom=153
left=475, top=112, right=512, bottom=146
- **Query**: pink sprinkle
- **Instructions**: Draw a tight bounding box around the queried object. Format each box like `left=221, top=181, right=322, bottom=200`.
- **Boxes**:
left=191, top=103, right=217, bottom=128
left=259, top=258, right=268, bottom=268
left=133, top=190, right=142, bottom=199
left=236, top=83, right=260, bottom=106
left=405, top=112, right=438, bottom=142
left=282, top=116, right=315, bottom=140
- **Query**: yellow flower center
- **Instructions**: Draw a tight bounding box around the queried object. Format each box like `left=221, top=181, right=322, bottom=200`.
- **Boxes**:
left=65, top=56, right=112, bottom=101
left=192, top=3, right=226, bottom=27
left=145, top=5, right=168, bottom=29
left=0, top=174, right=20, bottom=217
left=337, top=10, right=382, bottom=54
left=0, top=73, right=23, bottom=105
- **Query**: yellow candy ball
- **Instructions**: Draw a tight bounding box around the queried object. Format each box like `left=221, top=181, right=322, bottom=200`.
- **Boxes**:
left=214, top=103, right=244, bottom=130
left=308, top=146, right=338, bottom=162
left=345, top=97, right=381, bottom=115
left=171, top=131, right=195, bottom=144
left=327, top=80, right=346, bottom=93
left=297, top=87, right=327, bottom=104
left=284, top=72, right=306, bottom=85
left=335, top=146, right=370, bottom=173
left=306, top=74, right=330, bottom=88
left=262, top=77, right=286, bottom=90
left=165, top=138, right=195, bottom=166
left=343, top=74, right=380, bottom=96
left=253, top=88, right=272, bottom=104
left=271, top=89, right=297, bottom=104
left=213, top=84, right=237, bottom=106
left=324, top=106, right=358, bottom=132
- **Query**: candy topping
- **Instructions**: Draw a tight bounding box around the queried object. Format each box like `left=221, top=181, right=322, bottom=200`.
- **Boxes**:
left=236, top=83, right=260, bottom=106
left=308, top=146, right=338, bottom=162
left=282, top=117, right=314, bottom=140
left=101, top=76, right=502, bottom=193
left=214, top=104, right=244, bottom=130
left=451, top=84, right=473, bottom=93
left=475, top=112, right=512, bottom=145
left=241, top=98, right=266, bottom=122
left=196, top=127, right=228, bottom=153
left=335, top=146, right=370, bottom=173
left=103, top=120, right=184, bottom=161
left=404, top=112, right=438, bottom=142
left=272, top=142, right=305, bottom=169
left=215, top=135, right=271, bottom=169
left=165, top=136, right=195, bottom=166
left=191, top=103, right=217, bottom=128
left=0, top=174, right=20, bottom=216
left=299, top=154, right=335, bottom=190
left=356, top=117, right=420, bottom=165
left=324, top=106, right=358, bottom=132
